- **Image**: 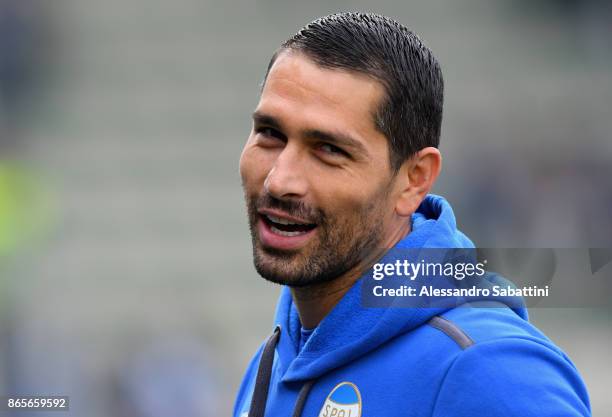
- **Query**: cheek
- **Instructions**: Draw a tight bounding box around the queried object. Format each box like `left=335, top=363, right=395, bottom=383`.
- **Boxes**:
left=239, top=143, right=271, bottom=191
left=321, top=180, right=390, bottom=223
left=319, top=188, right=370, bottom=222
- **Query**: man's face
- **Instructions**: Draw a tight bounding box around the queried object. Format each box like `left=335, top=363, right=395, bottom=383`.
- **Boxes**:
left=240, top=50, right=403, bottom=287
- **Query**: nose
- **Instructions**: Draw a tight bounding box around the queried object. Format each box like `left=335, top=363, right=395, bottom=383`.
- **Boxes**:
left=264, top=145, right=308, bottom=200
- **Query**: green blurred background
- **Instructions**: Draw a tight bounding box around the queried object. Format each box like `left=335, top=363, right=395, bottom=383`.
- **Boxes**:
left=0, top=0, right=610, bottom=415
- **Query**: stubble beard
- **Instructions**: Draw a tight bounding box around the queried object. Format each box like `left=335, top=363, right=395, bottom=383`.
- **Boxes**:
left=245, top=190, right=389, bottom=288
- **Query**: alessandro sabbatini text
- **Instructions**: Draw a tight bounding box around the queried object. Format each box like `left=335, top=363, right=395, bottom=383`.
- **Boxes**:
left=361, top=249, right=551, bottom=309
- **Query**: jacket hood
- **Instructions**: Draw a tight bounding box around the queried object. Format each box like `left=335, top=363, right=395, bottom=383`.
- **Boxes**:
left=272, top=194, right=527, bottom=383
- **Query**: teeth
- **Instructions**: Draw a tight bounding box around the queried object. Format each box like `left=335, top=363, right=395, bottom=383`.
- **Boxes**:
left=270, top=225, right=307, bottom=237
left=266, top=214, right=307, bottom=226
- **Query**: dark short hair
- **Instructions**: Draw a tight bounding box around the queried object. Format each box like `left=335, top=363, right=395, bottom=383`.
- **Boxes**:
left=264, top=12, right=444, bottom=171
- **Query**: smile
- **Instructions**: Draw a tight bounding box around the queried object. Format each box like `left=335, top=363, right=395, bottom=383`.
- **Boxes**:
left=264, top=214, right=317, bottom=236
left=257, top=210, right=318, bottom=250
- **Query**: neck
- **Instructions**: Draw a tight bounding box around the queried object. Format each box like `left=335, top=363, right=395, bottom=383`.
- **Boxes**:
left=291, top=218, right=411, bottom=329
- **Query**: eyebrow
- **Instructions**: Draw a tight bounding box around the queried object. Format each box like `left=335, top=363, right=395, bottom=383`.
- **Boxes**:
left=252, top=111, right=369, bottom=158
left=252, top=111, right=284, bottom=132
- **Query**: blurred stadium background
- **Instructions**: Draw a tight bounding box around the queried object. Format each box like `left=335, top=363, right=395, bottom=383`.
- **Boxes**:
left=0, top=0, right=610, bottom=415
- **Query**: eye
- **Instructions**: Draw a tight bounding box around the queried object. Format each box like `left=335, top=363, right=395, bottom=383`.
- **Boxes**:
left=319, top=143, right=349, bottom=158
left=255, top=126, right=285, bottom=140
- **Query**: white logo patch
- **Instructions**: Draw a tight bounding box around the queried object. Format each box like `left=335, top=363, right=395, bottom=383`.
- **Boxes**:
left=318, top=382, right=362, bottom=417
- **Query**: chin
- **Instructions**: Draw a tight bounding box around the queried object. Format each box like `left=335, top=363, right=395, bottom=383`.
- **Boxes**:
left=253, top=253, right=325, bottom=287
left=253, top=247, right=301, bottom=284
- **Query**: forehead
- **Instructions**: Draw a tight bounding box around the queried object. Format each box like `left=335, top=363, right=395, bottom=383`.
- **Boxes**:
left=257, top=51, right=386, bottom=142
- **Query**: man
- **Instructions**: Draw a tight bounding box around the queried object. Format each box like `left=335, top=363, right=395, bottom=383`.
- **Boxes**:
left=234, top=12, right=590, bottom=417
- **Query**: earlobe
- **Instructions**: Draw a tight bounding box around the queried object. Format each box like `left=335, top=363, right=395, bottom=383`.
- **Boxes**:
left=395, top=147, right=442, bottom=217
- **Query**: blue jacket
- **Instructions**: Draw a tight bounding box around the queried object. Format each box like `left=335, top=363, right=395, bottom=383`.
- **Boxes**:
left=233, top=195, right=591, bottom=417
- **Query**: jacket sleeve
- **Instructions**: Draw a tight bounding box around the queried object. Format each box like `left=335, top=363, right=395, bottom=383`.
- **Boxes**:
left=431, top=337, right=591, bottom=417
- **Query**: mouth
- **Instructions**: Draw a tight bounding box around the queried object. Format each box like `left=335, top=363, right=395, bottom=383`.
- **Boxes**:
left=257, top=210, right=318, bottom=251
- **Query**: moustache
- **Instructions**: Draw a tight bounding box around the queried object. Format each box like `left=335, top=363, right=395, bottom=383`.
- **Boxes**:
left=251, top=193, right=324, bottom=225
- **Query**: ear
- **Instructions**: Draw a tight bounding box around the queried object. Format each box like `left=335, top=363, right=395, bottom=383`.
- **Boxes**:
left=394, top=147, right=442, bottom=216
